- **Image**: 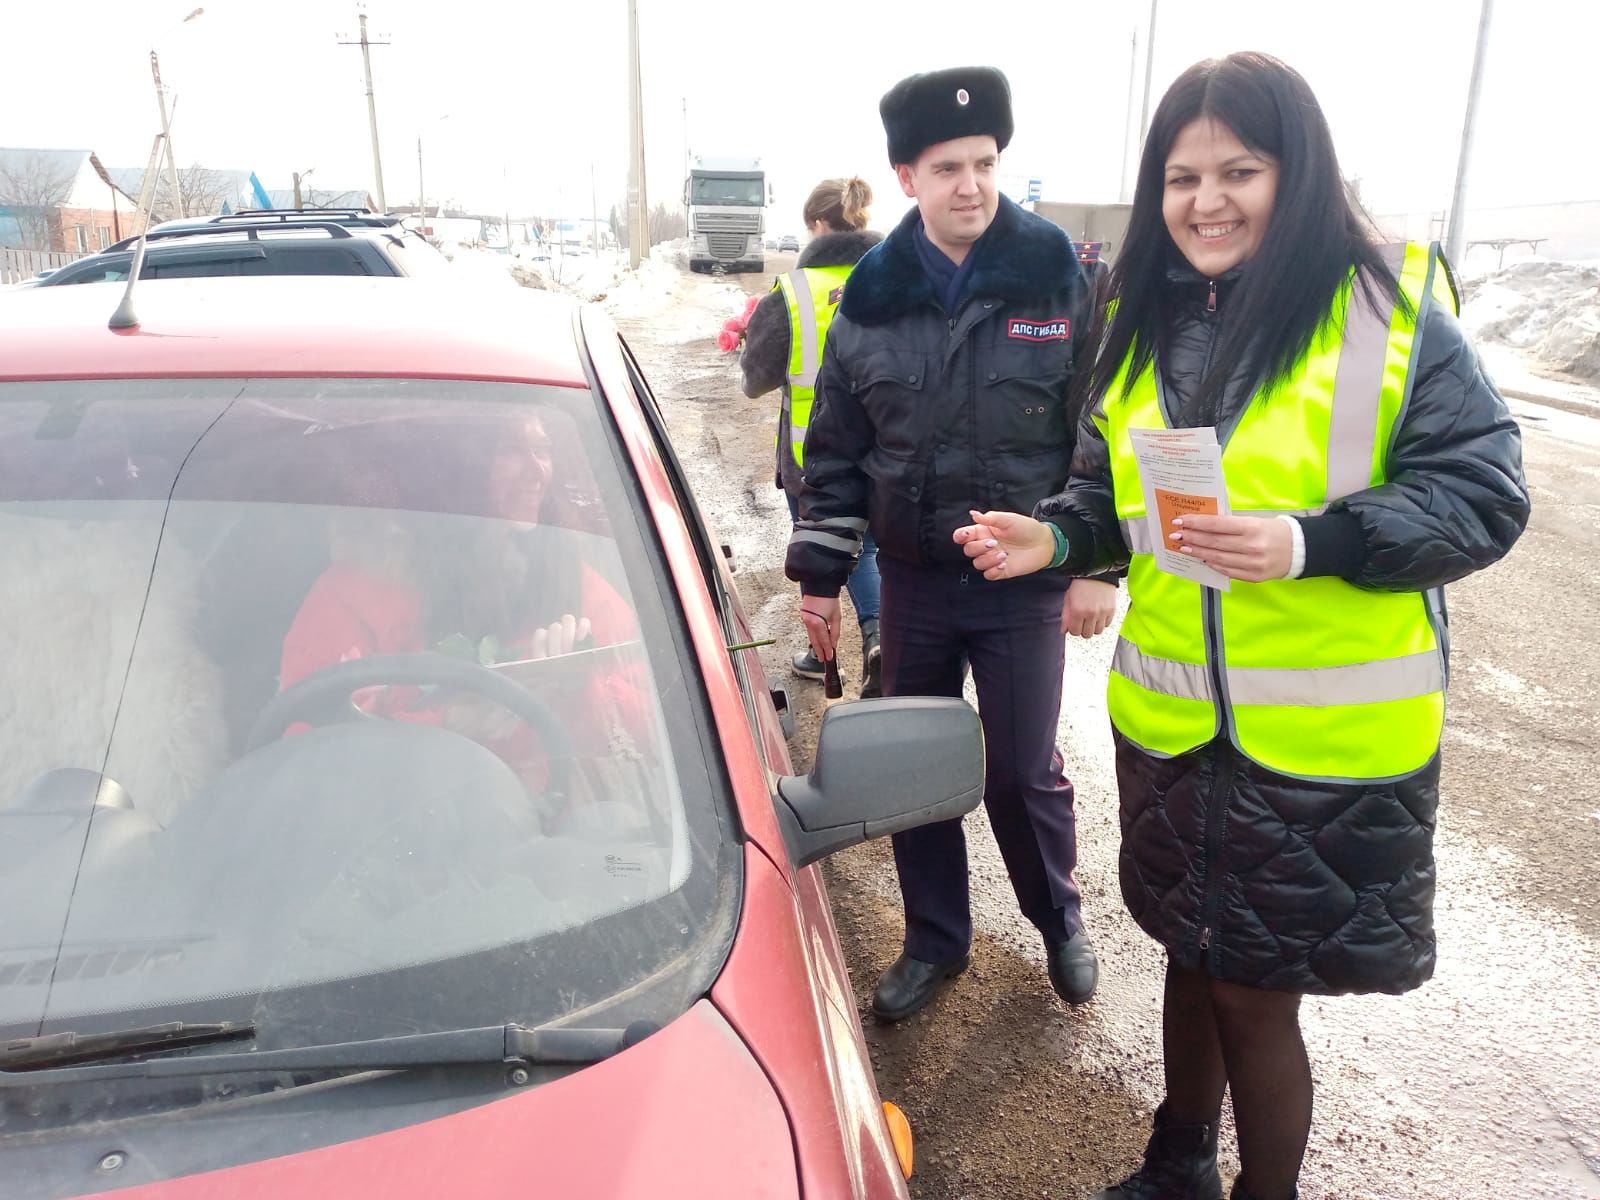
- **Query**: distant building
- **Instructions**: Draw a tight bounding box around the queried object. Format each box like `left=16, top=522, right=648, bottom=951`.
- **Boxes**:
left=0, top=147, right=144, bottom=252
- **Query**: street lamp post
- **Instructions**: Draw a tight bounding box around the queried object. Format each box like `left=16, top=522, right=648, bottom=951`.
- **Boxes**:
left=1446, top=0, right=1494, bottom=268
left=149, top=6, right=204, bottom=220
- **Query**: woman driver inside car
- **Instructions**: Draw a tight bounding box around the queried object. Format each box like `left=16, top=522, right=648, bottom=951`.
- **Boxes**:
left=277, top=413, right=653, bottom=825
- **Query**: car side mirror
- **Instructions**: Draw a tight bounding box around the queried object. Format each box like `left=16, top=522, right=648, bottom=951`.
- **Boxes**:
left=774, top=698, right=984, bottom=868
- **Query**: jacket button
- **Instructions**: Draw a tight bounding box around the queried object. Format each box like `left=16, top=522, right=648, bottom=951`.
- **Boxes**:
left=909, top=486, right=920, bottom=497
left=907, top=374, right=918, bottom=384
left=937, top=442, right=948, bottom=453
left=987, top=371, right=998, bottom=382
left=1024, top=407, right=1034, bottom=414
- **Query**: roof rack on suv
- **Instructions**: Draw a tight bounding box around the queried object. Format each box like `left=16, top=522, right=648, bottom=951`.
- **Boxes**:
left=107, top=221, right=364, bottom=252
left=218, top=207, right=391, bottom=221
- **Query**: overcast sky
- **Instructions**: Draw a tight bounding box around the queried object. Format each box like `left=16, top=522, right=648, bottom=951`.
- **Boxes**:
left=1, top=0, right=1587, bottom=234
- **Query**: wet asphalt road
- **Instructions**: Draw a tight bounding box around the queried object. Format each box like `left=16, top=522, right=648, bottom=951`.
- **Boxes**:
left=610, top=251, right=1600, bottom=1200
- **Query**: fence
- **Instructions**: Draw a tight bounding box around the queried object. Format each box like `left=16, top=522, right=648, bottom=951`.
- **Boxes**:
left=1, top=247, right=86, bottom=286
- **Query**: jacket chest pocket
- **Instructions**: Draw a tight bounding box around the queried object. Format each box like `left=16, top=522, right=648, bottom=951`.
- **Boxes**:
left=852, top=351, right=929, bottom=459
left=982, top=343, right=1072, bottom=453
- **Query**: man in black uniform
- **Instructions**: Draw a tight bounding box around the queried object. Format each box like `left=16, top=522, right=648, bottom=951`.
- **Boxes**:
left=786, top=66, right=1118, bottom=1021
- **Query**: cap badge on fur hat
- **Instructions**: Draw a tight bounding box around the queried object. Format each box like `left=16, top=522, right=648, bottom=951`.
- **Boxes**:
left=879, top=66, right=1013, bottom=166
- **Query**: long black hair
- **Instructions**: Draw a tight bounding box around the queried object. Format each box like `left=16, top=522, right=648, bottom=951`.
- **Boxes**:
left=1081, top=52, right=1405, bottom=417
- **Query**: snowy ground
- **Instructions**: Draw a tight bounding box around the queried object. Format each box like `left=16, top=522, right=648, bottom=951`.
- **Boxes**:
left=1461, top=259, right=1600, bottom=398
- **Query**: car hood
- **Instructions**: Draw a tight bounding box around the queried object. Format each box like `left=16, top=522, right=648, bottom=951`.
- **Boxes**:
left=40, top=1001, right=797, bottom=1200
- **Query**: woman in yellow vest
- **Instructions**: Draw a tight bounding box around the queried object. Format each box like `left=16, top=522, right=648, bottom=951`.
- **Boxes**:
left=742, top=177, right=885, bottom=696
left=953, top=53, right=1528, bottom=1200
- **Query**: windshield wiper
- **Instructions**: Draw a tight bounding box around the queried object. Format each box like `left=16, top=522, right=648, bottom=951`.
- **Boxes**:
left=1, top=1021, right=256, bottom=1071
left=0, top=1022, right=651, bottom=1087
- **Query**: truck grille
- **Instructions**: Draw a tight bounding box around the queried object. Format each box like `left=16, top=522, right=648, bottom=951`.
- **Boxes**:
left=708, top=234, right=748, bottom=259
left=695, top=211, right=760, bottom=233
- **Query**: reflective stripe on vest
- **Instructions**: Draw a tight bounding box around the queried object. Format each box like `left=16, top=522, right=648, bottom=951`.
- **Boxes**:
left=1100, top=241, right=1459, bottom=782
left=777, top=264, right=853, bottom=468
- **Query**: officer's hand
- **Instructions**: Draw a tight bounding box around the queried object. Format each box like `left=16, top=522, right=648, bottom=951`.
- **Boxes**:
left=954, top=510, right=1055, bottom=581
left=799, top=594, right=842, bottom=663
left=1167, top=514, right=1293, bottom=582
left=1062, top=578, right=1118, bottom=639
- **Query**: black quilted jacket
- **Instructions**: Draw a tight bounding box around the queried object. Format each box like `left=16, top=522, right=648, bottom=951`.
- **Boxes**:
left=1044, top=258, right=1530, bottom=995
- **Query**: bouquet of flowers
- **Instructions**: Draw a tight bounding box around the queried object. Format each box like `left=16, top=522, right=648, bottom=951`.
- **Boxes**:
left=716, top=295, right=764, bottom=353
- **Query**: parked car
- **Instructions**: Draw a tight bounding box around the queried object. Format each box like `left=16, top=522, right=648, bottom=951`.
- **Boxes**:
left=31, top=209, right=450, bottom=286
left=778, top=234, right=800, bottom=252
left=0, top=277, right=984, bottom=1199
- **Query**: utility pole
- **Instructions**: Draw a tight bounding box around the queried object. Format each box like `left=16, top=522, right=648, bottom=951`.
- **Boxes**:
left=149, top=51, right=185, bottom=219
left=682, top=95, right=689, bottom=214
left=626, top=0, right=649, bottom=266
left=1446, top=0, right=1494, bottom=267
left=1138, top=0, right=1159, bottom=151
left=339, top=12, right=389, bottom=212
left=1120, top=26, right=1138, bottom=202
left=590, top=161, right=599, bottom=257
left=417, top=137, right=424, bottom=227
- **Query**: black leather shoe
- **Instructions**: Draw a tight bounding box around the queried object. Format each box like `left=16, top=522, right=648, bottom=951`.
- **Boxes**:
left=870, top=952, right=970, bottom=1022
left=1047, top=930, right=1099, bottom=1006
left=1089, top=1102, right=1223, bottom=1200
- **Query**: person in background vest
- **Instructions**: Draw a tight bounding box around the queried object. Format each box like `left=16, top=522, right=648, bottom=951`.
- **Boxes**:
left=953, top=53, right=1528, bottom=1200
left=741, top=178, right=885, bottom=696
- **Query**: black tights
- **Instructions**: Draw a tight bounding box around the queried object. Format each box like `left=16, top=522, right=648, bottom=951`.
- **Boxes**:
left=1162, top=959, right=1312, bottom=1200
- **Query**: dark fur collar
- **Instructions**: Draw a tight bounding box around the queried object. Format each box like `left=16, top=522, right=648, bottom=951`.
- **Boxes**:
left=797, top=228, right=883, bottom=269
left=840, top=195, right=1078, bottom=324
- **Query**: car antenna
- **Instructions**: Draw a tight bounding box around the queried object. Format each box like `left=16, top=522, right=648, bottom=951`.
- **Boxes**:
left=109, top=132, right=169, bottom=331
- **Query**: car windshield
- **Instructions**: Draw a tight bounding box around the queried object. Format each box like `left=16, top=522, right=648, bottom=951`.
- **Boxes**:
left=0, top=378, right=736, bottom=1051
left=690, top=175, right=764, bottom=206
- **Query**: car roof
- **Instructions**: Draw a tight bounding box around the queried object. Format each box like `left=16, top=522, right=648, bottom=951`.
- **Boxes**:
left=0, top=277, right=590, bottom=387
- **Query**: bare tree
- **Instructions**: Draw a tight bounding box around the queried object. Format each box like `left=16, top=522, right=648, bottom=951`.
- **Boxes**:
left=0, top=152, right=76, bottom=249
left=140, top=165, right=241, bottom=223
left=647, top=202, right=685, bottom=245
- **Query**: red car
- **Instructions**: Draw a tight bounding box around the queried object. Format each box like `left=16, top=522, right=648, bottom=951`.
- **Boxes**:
left=0, top=278, right=984, bottom=1198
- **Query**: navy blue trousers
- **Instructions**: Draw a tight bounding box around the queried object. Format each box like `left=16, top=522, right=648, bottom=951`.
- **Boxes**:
left=879, top=556, right=1083, bottom=962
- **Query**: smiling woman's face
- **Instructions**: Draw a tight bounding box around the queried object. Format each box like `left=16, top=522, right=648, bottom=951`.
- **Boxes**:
left=1162, top=117, right=1279, bottom=278
left=488, top=416, right=555, bottom=523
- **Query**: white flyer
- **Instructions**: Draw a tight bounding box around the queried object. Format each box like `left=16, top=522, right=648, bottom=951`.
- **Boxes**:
left=1128, top=427, right=1233, bottom=592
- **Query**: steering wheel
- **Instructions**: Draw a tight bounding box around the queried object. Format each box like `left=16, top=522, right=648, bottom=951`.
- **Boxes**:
left=246, top=652, right=572, bottom=797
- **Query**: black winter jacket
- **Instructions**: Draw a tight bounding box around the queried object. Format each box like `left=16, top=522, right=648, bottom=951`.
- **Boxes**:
left=740, top=229, right=883, bottom=497
left=785, top=197, right=1094, bottom=596
left=1036, top=256, right=1530, bottom=995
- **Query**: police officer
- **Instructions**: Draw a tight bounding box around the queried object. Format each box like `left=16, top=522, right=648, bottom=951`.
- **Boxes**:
left=786, top=66, right=1117, bottom=1021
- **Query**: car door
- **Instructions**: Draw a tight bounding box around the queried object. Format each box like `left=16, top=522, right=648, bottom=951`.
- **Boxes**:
left=608, top=329, right=911, bottom=1199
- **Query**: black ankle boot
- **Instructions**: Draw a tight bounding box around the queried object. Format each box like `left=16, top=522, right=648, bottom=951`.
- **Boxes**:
left=1088, top=1103, right=1223, bottom=1200
left=858, top=618, right=882, bottom=699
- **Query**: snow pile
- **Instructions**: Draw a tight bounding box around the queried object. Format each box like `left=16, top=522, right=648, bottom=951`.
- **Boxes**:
left=1463, top=260, right=1600, bottom=384
left=603, top=250, right=745, bottom=345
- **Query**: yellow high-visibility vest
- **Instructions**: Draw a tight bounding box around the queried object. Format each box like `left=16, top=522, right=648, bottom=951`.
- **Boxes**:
left=1100, top=241, right=1459, bottom=782
left=777, top=264, right=853, bottom=468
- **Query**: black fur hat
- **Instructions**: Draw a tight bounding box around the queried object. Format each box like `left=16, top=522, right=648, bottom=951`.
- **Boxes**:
left=879, top=66, right=1014, bottom=166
